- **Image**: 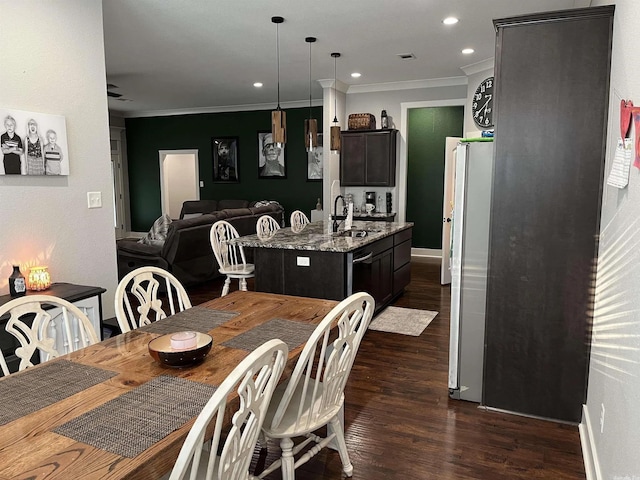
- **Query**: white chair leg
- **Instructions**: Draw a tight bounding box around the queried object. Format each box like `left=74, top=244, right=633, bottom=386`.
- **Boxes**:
left=280, top=437, right=295, bottom=480
left=221, top=277, right=231, bottom=297
left=239, top=277, right=248, bottom=291
left=328, top=403, right=344, bottom=451
left=328, top=415, right=353, bottom=477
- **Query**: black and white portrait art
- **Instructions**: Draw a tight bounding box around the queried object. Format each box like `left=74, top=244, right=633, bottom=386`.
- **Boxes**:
left=212, top=137, right=239, bottom=182
left=0, top=107, right=69, bottom=176
left=258, top=131, right=286, bottom=178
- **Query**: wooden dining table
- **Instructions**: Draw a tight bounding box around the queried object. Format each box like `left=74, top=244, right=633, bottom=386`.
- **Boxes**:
left=0, top=291, right=337, bottom=480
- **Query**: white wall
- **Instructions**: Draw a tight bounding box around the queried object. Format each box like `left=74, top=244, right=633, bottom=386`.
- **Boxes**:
left=583, top=1, right=640, bottom=478
left=0, top=0, right=117, bottom=318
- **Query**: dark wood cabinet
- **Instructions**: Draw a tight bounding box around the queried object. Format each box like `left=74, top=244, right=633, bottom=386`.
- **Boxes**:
left=482, top=6, right=614, bottom=423
left=340, top=129, right=397, bottom=186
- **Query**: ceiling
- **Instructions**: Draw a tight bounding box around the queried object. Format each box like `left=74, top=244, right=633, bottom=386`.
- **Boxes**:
left=103, top=0, right=590, bottom=117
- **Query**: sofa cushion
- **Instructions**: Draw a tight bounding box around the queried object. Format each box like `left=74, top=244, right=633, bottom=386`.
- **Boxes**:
left=249, top=204, right=280, bottom=215
left=179, top=200, right=218, bottom=219
left=138, top=214, right=172, bottom=246
left=220, top=208, right=253, bottom=218
left=217, top=199, right=249, bottom=210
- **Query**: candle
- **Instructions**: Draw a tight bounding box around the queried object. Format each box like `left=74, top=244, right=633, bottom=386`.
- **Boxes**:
left=28, top=266, right=51, bottom=291
left=170, top=331, right=197, bottom=351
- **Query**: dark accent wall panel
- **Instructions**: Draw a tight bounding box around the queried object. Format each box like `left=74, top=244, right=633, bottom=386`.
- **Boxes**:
left=125, top=107, right=322, bottom=231
left=483, top=6, right=614, bottom=423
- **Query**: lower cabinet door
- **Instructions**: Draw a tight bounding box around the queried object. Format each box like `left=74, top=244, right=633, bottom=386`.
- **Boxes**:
left=370, top=249, right=393, bottom=310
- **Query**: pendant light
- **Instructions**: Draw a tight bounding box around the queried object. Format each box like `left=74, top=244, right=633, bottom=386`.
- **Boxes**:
left=330, top=52, right=341, bottom=153
left=304, top=37, right=318, bottom=153
left=271, top=16, right=286, bottom=148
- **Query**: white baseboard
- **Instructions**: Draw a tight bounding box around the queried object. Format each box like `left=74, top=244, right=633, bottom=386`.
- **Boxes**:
left=411, top=248, right=442, bottom=259
left=579, top=404, right=601, bottom=480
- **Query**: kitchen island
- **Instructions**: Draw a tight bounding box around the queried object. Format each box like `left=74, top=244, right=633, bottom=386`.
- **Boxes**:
left=231, top=221, right=413, bottom=312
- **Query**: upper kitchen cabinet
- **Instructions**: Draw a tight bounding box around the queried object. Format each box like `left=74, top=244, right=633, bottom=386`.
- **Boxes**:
left=482, top=5, right=614, bottom=423
left=340, top=129, right=397, bottom=186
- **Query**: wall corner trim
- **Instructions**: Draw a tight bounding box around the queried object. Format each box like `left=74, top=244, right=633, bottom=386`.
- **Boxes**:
left=579, top=404, right=602, bottom=480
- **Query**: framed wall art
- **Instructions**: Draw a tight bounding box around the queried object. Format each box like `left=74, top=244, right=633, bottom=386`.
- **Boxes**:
left=0, top=107, right=69, bottom=176
left=212, top=136, right=239, bottom=182
left=307, top=132, right=323, bottom=181
left=257, top=131, right=286, bottom=179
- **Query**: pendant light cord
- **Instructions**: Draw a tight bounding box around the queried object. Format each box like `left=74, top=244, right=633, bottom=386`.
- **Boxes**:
left=308, top=40, right=312, bottom=119
left=276, top=22, right=281, bottom=109
left=333, top=54, right=338, bottom=124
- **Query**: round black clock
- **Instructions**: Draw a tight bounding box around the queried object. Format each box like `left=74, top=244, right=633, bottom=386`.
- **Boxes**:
left=472, top=77, right=494, bottom=128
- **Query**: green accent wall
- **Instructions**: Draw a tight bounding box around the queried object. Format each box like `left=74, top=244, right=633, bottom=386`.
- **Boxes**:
left=406, top=106, right=464, bottom=249
left=125, top=106, right=323, bottom=231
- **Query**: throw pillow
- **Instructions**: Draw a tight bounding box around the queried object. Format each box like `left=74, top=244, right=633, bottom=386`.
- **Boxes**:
left=138, top=214, right=172, bottom=246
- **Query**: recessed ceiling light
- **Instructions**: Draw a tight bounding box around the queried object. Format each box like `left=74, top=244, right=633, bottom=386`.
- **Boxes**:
left=443, top=17, right=459, bottom=25
left=462, top=48, right=475, bottom=55
left=351, top=72, right=361, bottom=78
left=253, top=82, right=263, bottom=88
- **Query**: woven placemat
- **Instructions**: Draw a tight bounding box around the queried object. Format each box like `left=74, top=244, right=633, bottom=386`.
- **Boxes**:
left=0, top=360, right=117, bottom=426
left=54, top=375, right=218, bottom=458
left=139, top=306, right=238, bottom=335
left=221, top=318, right=316, bottom=352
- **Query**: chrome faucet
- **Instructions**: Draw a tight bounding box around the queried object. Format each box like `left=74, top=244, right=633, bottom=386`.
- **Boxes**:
left=332, top=195, right=345, bottom=233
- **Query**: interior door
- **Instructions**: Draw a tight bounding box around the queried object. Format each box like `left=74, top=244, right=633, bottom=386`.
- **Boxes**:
left=441, top=137, right=460, bottom=284
left=159, top=150, right=200, bottom=220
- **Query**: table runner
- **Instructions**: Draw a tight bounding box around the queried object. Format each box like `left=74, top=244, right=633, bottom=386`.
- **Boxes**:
left=221, top=318, right=316, bottom=352
left=54, top=375, right=218, bottom=458
left=0, top=360, right=117, bottom=426
left=139, top=306, right=238, bottom=335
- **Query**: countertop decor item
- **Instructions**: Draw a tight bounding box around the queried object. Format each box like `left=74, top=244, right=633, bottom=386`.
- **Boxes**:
left=28, top=266, right=51, bottom=291
left=148, top=332, right=213, bottom=367
left=8, top=265, right=26, bottom=297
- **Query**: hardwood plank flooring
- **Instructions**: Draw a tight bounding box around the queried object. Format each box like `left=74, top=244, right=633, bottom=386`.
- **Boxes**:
left=187, top=259, right=586, bottom=479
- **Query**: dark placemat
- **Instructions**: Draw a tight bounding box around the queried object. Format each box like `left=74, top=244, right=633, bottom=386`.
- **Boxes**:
left=54, top=375, right=218, bottom=458
left=221, top=318, right=316, bottom=352
left=0, top=360, right=117, bottom=426
left=139, top=306, right=238, bottom=335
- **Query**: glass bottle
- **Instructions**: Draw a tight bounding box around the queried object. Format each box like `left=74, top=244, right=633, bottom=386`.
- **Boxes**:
left=9, top=265, right=26, bottom=297
left=381, top=110, right=389, bottom=129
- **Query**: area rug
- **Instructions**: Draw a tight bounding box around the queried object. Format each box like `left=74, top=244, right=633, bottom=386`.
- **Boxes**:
left=368, top=306, right=438, bottom=336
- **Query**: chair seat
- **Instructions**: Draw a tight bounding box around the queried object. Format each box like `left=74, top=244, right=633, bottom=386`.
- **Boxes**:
left=218, top=263, right=255, bottom=276
left=262, top=381, right=342, bottom=439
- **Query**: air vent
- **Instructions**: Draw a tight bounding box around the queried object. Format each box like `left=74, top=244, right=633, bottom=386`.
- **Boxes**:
left=397, top=53, right=416, bottom=60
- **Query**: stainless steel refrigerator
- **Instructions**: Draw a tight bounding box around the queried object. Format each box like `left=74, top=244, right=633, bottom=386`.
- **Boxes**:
left=448, top=141, right=493, bottom=402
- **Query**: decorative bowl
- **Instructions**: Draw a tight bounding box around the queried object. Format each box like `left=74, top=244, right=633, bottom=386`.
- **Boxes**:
left=148, top=332, right=213, bottom=368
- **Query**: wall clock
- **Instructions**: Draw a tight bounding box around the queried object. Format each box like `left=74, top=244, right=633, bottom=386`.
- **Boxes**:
left=472, top=77, right=494, bottom=128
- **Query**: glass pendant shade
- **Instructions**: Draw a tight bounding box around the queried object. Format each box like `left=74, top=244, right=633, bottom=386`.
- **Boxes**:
left=271, top=16, right=286, bottom=148
left=330, top=124, right=341, bottom=152
left=271, top=109, right=286, bottom=147
left=305, top=118, right=318, bottom=152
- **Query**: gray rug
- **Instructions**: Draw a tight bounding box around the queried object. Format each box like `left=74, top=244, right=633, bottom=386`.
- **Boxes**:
left=368, top=306, right=438, bottom=336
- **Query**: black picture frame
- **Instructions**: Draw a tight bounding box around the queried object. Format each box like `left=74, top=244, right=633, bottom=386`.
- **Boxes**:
left=257, top=131, right=287, bottom=179
left=307, top=132, right=323, bottom=181
left=212, top=136, right=239, bottom=182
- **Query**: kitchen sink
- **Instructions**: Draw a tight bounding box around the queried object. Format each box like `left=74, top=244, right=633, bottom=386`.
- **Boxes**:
left=332, top=228, right=382, bottom=238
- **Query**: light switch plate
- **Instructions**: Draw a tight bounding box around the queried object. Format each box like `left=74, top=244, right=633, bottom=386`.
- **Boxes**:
left=87, top=191, right=102, bottom=209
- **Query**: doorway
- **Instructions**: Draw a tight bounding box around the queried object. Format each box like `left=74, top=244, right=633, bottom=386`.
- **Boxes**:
left=159, top=150, right=200, bottom=220
left=110, top=127, right=127, bottom=239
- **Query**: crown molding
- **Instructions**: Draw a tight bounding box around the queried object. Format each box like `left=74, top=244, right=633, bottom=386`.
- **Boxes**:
left=347, top=76, right=467, bottom=94
left=120, top=99, right=321, bottom=118
left=317, top=79, right=349, bottom=93
left=460, top=58, right=495, bottom=76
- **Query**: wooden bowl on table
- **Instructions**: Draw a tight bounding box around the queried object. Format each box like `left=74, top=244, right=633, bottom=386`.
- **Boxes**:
left=148, top=332, right=213, bottom=368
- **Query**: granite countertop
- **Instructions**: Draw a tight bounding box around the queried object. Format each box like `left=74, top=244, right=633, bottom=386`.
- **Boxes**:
left=230, top=220, right=413, bottom=253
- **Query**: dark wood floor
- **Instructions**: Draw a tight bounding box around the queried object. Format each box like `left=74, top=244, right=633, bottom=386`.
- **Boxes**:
left=187, top=260, right=586, bottom=480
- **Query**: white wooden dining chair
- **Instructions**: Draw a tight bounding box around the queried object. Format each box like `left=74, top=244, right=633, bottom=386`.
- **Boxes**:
left=257, top=292, right=375, bottom=480
left=115, top=266, right=192, bottom=333
left=167, top=339, right=288, bottom=480
left=0, top=348, right=10, bottom=377
left=210, top=220, right=255, bottom=297
left=256, top=214, right=281, bottom=238
left=0, top=295, right=99, bottom=371
left=289, top=210, right=310, bottom=229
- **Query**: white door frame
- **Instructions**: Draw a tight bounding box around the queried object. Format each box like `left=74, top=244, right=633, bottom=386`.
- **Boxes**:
left=110, top=127, right=127, bottom=239
left=400, top=99, right=466, bottom=258
left=158, top=149, right=200, bottom=218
